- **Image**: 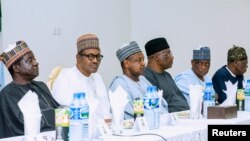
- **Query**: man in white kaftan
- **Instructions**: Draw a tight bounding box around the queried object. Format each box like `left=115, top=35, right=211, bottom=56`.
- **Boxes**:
left=52, top=34, right=111, bottom=139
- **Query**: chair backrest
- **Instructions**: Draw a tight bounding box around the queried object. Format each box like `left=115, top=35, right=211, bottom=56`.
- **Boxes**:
left=47, top=66, right=63, bottom=91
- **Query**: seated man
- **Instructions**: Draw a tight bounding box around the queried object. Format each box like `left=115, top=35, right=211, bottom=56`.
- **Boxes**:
left=0, top=41, right=60, bottom=138
left=175, top=47, right=211, bottom=105
left=212, top=45, right=248, bottom=104
left=109, top=41, right=168, bottom=119
left=51, top=34, right=111, bottom=138
left=143, top=37, right=189, bottom=113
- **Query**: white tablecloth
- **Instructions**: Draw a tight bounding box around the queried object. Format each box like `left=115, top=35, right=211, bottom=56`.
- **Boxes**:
left=99, top=111, right=250, bottom=141
left=1, top=111, right=249, bottom=141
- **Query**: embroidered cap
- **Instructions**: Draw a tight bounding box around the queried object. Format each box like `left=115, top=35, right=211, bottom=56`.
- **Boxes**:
left=145, top=37, right=170, bottom=56
left=77, top=34, right=100, bottom=53
left=227, top=45, right=248, bottom=62
left=116, top=41, right=142, bottom=62
left=1, top=41, right=32, bottom=69
left=193, top=46, right=210, bottom=60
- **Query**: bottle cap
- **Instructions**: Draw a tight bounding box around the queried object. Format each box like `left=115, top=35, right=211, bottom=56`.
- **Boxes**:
left=73, top=93, right=79, bottom=99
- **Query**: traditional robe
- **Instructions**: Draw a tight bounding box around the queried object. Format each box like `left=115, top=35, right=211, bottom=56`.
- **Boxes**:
left=51, top=66, right=111, bottom=138
left=212, top=65, right=244, bottom=104
left=0, top=81, right=60, bottom=139
left=144, top=67, right=190, bottom=113
left=109, top=75, right=169, bottom=119
left=174, top=69, right=211, bottom=105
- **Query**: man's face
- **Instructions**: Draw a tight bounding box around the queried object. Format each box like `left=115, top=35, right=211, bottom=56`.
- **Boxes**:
left=125, top=52, right=145, bottom=77
left=156, top=48, right=174, bottom=70
left=16, top=52, right=39, bottom=80
left=234, top=59, right=248, bottom=75
left=76, top=48, right=102, bottom=76
left=191, top=59, right=210, bottom=80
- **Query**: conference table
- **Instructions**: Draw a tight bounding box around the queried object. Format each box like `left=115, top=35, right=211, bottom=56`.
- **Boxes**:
left=1, top=111, right=250, bottom=141
left=100, top=111, right=250, bottom=141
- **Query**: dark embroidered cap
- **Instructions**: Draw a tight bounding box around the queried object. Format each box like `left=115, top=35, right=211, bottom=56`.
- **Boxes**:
left=227, top=45, right=247, bottom=62
left=145, top=37, right=170, bottom=56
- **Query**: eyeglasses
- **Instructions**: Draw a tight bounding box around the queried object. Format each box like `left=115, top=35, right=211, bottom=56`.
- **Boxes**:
left=78, top=53, right=104, bottom=61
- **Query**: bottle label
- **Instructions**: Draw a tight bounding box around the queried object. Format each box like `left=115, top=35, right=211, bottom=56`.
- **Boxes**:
left=143, top=98, right=160, bottom=109
left=204, top=92, right=212, bottom=100
left=80, top=106, right=89, bottom=119
left=143, top=98, right=153, bottom=109
left=245, top=90, right=250, bottom=96
left=69, top=107, right=81, bottom=120
left=151, top=98, right=159, bottom=109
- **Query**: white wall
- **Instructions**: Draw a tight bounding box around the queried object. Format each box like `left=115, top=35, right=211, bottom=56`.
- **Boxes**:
left=131, top=0, right=250, bottom=79
left=1, top=0, right=131, bottom=86
left=1, top=0, right=250, bottom=88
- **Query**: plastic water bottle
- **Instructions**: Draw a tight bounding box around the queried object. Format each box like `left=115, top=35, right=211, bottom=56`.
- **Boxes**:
left=203, top=82, right=215, bottom=118
left=69, top=92, right=89, bottom=141
left=79, top=93, right=89, bottom=140
left=244, top=79, right=250, bottom=111
left=143, top=86, right=155, bottom=130
left=152, top=86, right=160, bottom=129
left=69, top=93, right=83, bottom=141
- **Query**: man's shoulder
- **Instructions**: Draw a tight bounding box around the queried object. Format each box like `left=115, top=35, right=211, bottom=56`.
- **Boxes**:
left=109, top=75, right=127, bottom=87
left=0, top=83, right=13, bottom=95
left=59, top=67, right=75, bottom=76
left=213, top=65, right=228, bottom=77
left=111, top=75, right=124, bottom=81
left=0, top=81, right=25, bottom=92
left=54, top=67, right=78, bottom=81
left=175, top=69, right=193, bottom=79
left=109, top=75, right=131, bottom=93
